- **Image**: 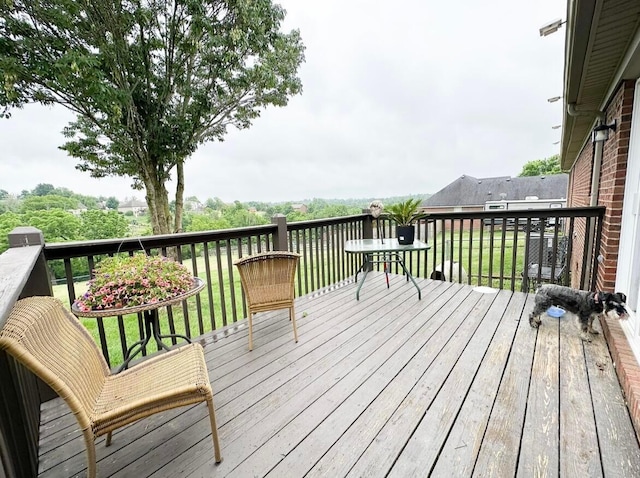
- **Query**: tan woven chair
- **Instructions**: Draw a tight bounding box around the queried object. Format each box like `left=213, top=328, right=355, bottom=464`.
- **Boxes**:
left=0, top=296, right=222, bottom=478
left=234, top=251, right=300, bottom=351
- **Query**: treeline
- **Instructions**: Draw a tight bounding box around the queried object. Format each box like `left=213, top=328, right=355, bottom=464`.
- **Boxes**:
left=0, top=184, right=429, bottom=259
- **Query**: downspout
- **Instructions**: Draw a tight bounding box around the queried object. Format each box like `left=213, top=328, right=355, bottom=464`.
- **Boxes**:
left=567, top=103, right=605, bottom=290
left=567, top=103, right=605, bottom=123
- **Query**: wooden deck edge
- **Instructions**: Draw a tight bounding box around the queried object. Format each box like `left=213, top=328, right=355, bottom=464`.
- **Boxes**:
left=601, top=314, right=640, bottom=443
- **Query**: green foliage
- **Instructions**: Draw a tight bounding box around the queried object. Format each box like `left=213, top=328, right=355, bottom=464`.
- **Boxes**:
left=0, top=0, right=305, bottom=235
left=21, top=209, right=82, bottom=242
left=0, top=212, right=23, bottom=252
left=73, top=194, right=99, bottom=210
left=519, top=155, right=562, bottom=177
left=187, top=214, right=231, bottom=232
left=80, top=210, right=129, bottom=240
left=0, top=196, right=20, bottom=214
left=0, top=189, right=9, bottom=199
left=105, top=196, right=119, bottom=209
left=32, top=183, right=55, bottom=196
left=205, top=197, right=227, bottom=211
left=19, top=194, right=79, bottom=212
left=385, top=198, right=428, bottom=226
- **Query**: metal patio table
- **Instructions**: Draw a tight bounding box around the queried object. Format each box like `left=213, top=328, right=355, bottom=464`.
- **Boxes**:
left=345, top=238, right=430, bottom=300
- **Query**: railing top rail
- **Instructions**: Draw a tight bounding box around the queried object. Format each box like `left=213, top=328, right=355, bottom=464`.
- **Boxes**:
left=0, top=245, right=42, bottom=328
left=286, top=214, right=368, bottom=231
left=44, top=224, right=278, bottom=260
left=423, top=206, right=605, bottom=220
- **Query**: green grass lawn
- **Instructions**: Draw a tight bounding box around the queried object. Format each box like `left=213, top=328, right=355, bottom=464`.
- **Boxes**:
left=419, top=228, right=562, bottom=290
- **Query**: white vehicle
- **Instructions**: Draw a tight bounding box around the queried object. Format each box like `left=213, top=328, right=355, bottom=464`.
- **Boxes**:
left=483, top=197, right=566, bottom=228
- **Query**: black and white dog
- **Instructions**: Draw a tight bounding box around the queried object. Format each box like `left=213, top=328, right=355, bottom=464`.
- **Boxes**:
left=529, top=284, right=628, bottom=341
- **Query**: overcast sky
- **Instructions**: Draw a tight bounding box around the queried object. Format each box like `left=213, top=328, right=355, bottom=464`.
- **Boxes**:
left=0, top=0, right=566, bottom=204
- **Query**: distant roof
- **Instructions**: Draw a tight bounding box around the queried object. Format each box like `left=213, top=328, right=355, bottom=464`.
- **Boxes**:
left=119, top=199, right=147, bottom=208
left=422, top=174, right=569, bottom=208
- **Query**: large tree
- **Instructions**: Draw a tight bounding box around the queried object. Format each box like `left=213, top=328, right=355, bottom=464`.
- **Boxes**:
left=0, top=0, right=305, bottom=234
left=80, top=210, right=129, bottom=240
left=519, top=154, right=562, bottom=177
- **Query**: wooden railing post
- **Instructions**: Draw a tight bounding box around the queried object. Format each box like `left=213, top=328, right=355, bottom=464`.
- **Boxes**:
left=271, top=214, right=289, bottom=251
left=8, top=227, right=53, bottom=298
left=362, top=209, right=374, bottom=240
left=1, top=227, right=53, bottom=478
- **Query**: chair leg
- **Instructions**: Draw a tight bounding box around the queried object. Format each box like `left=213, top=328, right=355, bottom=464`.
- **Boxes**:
left=290, top=305, right=298, bottom=343
left=248, top=313, right=254, bottom=351
left=206, top=395, right=223, bottom=463
left=106, top=431, right=112, bottom=446
left=83, top=432, right=97, bottom=478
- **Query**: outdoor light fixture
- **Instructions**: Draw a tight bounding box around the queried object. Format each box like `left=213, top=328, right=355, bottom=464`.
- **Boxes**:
left=592, top=121, right=616, bottom=143
left=552, top=125, right=561, bottom=129
left=539, top=19, right=565, bottom=37
left=547, top=96, right=562, bottom=103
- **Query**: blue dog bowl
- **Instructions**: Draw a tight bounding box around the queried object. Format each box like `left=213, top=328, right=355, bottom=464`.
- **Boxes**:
left=547, top=306, right=566, bottom=318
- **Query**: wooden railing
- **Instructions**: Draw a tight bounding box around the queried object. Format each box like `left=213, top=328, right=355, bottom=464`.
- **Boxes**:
left=375, top=206, right=605, bottom=292
left=0, top=206, right=604, bottom=476
left=39, top=207, right=605, bottom=369
left=42, top=214, right=369, bottom=369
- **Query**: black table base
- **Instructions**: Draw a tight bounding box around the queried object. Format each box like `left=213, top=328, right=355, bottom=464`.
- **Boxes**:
left=118, top=309, right=191, bottom=372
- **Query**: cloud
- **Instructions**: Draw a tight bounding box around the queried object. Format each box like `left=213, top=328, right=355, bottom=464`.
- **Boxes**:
left=0, top=0, right=566, bottom=203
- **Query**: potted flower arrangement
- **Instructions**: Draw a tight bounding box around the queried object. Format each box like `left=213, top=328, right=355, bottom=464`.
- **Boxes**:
left=74, top=254, right=197, bottom=312
left=385, top=198, right=428, bottom=245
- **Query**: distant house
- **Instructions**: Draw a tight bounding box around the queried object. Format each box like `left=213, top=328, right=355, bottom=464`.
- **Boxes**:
left=291, top=204, right=308, bottom=214
left=421, top=174, right=569, bottom=214
left=118, top=199, right=147, bottom=216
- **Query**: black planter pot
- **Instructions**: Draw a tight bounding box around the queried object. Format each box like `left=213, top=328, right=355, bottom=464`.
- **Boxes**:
left=396, top=225, right=415, bottom=245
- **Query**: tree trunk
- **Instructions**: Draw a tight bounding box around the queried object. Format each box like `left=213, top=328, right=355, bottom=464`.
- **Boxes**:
left=174, top=160, right=185, bottom=233
left=141, top=163, right=172, bottom=235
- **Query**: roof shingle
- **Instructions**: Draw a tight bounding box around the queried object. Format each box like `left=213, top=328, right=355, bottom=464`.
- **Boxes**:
left=422, top=174, right=568, bottom=208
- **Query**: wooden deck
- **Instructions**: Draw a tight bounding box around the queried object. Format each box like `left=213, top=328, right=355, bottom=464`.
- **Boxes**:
left=38, top=273, right=640, bottom=477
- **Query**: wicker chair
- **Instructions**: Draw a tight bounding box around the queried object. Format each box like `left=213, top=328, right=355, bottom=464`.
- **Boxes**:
left=234, top=251, right=300, bottom=351
left=0, top=296, right=222, bottom=478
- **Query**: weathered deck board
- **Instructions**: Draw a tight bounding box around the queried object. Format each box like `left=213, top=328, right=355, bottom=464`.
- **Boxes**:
left=430, top=291, right=527, bottom=476
left=346, top=289, right=506, bottom=478
left=37, top=274, right=640, bottom=477
left=559, top=311, right=601, bottom=477
left=473, top=295, right=537, bottom=477
left=259, top=283, right=475, bottom=477
left=517, top=308, right=560, bottom=477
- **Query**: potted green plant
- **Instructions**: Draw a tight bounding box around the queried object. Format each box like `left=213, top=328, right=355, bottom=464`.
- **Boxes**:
left=385, top=198, right=428, bottom=244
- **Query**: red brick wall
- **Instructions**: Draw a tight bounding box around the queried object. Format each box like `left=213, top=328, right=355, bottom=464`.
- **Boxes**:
left=568, top=80, right=634, bottom=291
left=568, top=140, right=593, bottom=289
